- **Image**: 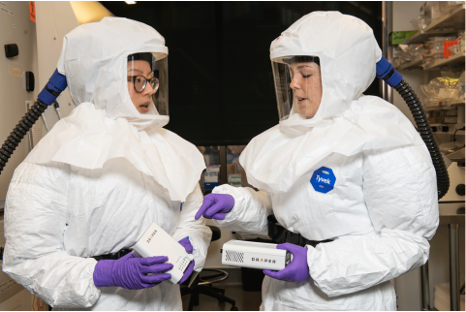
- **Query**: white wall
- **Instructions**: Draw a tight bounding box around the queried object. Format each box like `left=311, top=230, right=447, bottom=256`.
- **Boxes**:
left=0, top=3, right=48, bottom=309
left=0, top=1, right=38, bottom=205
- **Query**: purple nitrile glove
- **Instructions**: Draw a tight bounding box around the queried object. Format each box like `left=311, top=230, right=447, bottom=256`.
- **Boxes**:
left=178, top=259, right=195, bottom=285
left=177, top=236, right=195, bottom=284
left=178, top=237, right=193, bottom=254
left=93, top=253, right=173, bottom=289
left=194, top=193, right=235, bottom=220
left=263, top=242, right=310, bottom=283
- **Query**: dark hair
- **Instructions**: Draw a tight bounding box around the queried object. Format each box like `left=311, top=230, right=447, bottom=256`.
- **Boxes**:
left=128, top=53, right=154, bottom=70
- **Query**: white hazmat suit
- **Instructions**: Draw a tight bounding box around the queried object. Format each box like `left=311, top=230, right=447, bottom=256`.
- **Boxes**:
left=212, top=11, right=439, bottom=310
left=3, top=17, right=211, bottom=310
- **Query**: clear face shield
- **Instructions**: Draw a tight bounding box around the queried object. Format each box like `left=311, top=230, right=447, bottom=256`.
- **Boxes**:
left=271, top=55, right=322, bottom=120
left=127, top=52, right=169, bottom=115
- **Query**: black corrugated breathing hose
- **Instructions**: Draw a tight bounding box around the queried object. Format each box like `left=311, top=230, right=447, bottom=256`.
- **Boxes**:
left=0, top=69, right=67, bottom=174
left=0, top=100, right=48, bottom=173
left=394, top=80, right=450, bottom=199
left=377, top=56, right=449, bottom=199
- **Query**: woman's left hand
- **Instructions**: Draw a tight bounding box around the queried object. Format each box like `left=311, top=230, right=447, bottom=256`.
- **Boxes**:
left=263, top=242, right=310, bottom=283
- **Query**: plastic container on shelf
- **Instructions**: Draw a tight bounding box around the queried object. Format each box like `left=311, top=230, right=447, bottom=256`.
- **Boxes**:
left=428, top=36, right=457, bottom=42
left=431, top=52, right=444, bottom=60
left=425, top=36, right=457, bottom=61
left=447, top=43, right=460, bottom=56
left=394, top=43, right=430, bottom=67
left=439, top=1, right=465, bottom=14
left=425, top=51, right=444, bottom=61
left=411, top=1, right=444, bottom=30
left=458, top=31, right=465, bottom=53
left=455, top=71, right=465, bottom=104
left=410, top=15, right=431, bottom=31
left=429, top=42, right=444, bottom=49
left=422, top=1, right=443, bottom=23
left=421, top=75, right=462, bottom=107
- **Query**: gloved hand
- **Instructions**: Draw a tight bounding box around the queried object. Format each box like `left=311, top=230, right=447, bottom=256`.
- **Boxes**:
left=178, top=260, right=195, bottom=285
left=263, top=242, right=310, bottom=283
left=178, top=237, right=195, bottom=285
left=93, top=253, right=172, bottom=289
left=178, top=237, right=193, bottom=254
left=194, top=193, right=235, bottom=220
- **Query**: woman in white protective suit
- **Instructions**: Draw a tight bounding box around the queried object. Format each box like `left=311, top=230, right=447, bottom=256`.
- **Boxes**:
left=2, top=17, right=212, bottom=310
left=195, top=11, right=439, bottom=311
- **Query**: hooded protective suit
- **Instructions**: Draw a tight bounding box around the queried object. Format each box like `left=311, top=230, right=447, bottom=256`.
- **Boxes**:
left=3, top=17, right=211, bottom=310
left=212, top=12, right=439, bottom=310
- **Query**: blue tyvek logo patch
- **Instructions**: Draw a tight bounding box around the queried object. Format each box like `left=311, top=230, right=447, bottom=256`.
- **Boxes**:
left=310, top=167, right=336, bottom=194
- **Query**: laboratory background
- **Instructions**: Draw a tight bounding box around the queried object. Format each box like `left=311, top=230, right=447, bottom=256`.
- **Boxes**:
left=0, top=1, right=464, bottom=311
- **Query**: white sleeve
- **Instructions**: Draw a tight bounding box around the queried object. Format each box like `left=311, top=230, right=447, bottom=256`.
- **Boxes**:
left=307, top=144, right=439, bottom=297
left=211, top=184, right=273, bottom=236
left=2, top=162, right=100, bottom=308
left=172, top=183, right=212, bottom=272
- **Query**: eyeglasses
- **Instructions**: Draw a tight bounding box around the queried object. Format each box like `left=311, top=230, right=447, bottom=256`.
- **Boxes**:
left=127, top=75, right=160, bottom=93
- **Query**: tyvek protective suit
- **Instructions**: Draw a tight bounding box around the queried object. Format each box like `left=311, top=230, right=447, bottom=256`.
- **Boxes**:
left=3, top=17, right=211, bottom=310
left=212, top=12, right=439, bottom=310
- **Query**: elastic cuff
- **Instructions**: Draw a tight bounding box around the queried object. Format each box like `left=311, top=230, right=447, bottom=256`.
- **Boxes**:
left=93, top=260, right=115, bottom=287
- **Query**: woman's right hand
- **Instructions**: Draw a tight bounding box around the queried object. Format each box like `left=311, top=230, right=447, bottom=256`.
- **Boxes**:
left=93, top=253, right=172, bottom=289
left=194, top=193, right=235, bottom=220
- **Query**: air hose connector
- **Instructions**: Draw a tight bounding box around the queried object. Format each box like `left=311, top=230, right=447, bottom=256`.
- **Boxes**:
left=38, top=69, right=68, bottom=105
left=376, top=56, right=403, bottom=88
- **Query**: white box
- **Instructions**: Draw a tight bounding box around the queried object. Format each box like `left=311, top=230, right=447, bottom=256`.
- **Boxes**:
left=132, top=222, right=194, bottom=284
left=222, top=240, right=292, bottom=270
left=204, top=172, right=219, bottom=183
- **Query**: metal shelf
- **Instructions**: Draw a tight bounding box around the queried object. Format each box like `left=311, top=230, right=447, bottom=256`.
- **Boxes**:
left=439, top=214, right=465, bottom=225
left=426, top=4, right=466, bottom=32
left=404, top=29, right=460, bottom=45
left=396, top=56, right=425, bottom=70
left=451, top=101, right=466, bottom=107
left=402, top=4, right=465, bottom=44
left=423, top=52, right=466, bottom=70
left=424, top=106, right=457, bottom=111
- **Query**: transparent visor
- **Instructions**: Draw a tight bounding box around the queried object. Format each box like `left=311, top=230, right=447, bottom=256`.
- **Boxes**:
left=127, top=52, right=168, bottom=115
left=271, top=55, right=322, bottom=120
